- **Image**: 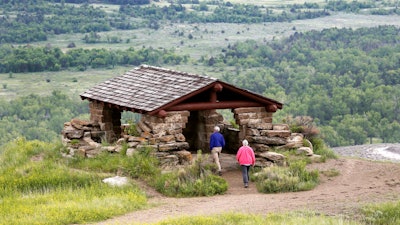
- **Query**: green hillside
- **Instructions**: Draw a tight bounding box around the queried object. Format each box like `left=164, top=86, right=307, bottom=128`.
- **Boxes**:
left=1, top=0, right=400, bottom=146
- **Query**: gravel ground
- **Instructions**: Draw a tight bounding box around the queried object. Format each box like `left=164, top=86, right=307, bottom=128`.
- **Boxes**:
left=331, top=143, right=400, bottom=162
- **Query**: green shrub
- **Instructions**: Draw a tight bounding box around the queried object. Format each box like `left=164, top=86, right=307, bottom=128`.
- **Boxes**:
left=124, top=119, right=140, bottom=136
left=125, top=146, right=161, bottom=180
left=65, top=145, right=160, bottom=181
left=309, top=137, right=338, bottom=159
left=361, top=201, right=400, bottom=225
left=253, top=161, right=319, bottom=193
left=153, top=150, right=228, bottom=197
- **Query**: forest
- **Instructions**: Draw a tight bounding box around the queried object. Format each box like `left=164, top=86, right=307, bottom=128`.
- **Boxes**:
left=2, top=0, right=399, bottom=43
left=1, top=0, right=400, bottom=147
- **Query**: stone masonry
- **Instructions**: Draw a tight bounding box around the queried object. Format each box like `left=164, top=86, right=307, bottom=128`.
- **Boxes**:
left=62, top=106, right=320, bottom=170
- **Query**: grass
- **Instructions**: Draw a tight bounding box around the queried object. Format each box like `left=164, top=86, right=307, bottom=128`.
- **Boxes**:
left=0, top=138, right=148, bottom=224
left=252, top=161, right=320, bottom=193
left=361, top=201, right=400, bottom=225
left=1, top=133, right=398, bottom=225
left=0, top=66, right=129, bottom=101
left=152, top=211, right=361, bottom=225
left=152, top=150, right=228, bottom=197
left=30, top=14, right=400, bottom=61
left=1, top=185, right=146, bottom=225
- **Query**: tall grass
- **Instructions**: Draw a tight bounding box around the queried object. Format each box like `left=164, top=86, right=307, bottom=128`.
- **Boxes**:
left=153, top=150, right=228, bottom=197
left=65, top=144, right=161, bottom=181
left=153, top=211, right=360, bottom=225
left=253, top=161, right=319, bottom=193
left=0, top=138, right=148, bottom=224
left=361, top=201, right=400, bottom=225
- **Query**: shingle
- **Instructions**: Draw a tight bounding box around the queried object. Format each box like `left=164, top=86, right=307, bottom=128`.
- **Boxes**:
left=80, top=65, right=216, bottom=112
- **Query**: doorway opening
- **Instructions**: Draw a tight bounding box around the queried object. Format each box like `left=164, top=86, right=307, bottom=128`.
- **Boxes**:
left=182, top=110, right=241, bottom=155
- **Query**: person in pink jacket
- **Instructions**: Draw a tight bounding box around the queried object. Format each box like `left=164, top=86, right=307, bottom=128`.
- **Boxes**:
left=236, top=139, right=255, bottom=188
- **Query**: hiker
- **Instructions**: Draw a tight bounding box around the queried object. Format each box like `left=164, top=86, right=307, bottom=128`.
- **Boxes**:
left=209, top=125, right=225, bottom=176
left=236, top=139, right=255, bottom=188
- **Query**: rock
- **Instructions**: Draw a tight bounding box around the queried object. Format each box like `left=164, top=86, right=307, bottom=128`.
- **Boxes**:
left=250, top=136, right=287, bottom=145
left=260, top=130, right=291, bottom=138
left=128, top=141, right=140, bottom=148
left=137, top=120, right=151, bottom=133
left=255, top=157, right=274, bottom=167
left=158, top=142, right=189, bottom=152
left=83, top=137, right=101, bottom=148
left=126, top=148, right=136, bottom=157
left=160, top=155, right=179, bottom=169
left=63, top=125, right=84, bottom=139
left=116, top=138, right=126, bottom=145
left=297, top=147, right=314, bottom=156
left=258, top=151, right=286, bottom=163
left=71, top=118, right=91, bottom=130
left=273, top=124, right=289, bottom=130
left=102, top=176, right=129, bottom=187
left=128, top=136, right=146, bottom=143
left=252, top=144, right=270, bottom=153
left=101, top=146, right=117, bottom=152
left=174, top=150, right=193, bottom=165
left=157, top=135, right=175, bottom=143
left=85, top=148, right=103, bottom=158
left=175, top=133, right=186, bottom=142
left=303, top=138, right=313, bottom=151
left=309, top=154, right=323, bottom=163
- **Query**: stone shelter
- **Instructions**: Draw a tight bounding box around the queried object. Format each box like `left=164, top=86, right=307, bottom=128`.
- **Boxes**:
left=62, top=65, right=315, bottom=168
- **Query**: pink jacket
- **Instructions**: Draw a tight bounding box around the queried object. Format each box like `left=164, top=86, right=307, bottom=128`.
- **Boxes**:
left=236, top=146, right=255, bottom=166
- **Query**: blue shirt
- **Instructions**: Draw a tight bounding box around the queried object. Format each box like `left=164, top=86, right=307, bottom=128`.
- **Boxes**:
left=210, top=132, right=225, bottom=150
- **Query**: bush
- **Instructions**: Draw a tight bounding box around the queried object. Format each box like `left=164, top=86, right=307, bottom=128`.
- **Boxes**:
left=361, top=201, right=400, bottom=225
left=253, top=161, right=319, bottom=193
left=124, top=119, right=140, bottom=136
left=66, top=145, right=160, bottom=181
left=310, top=137, right=337, bottom=159
left=153, top=151, right=228, bottom=197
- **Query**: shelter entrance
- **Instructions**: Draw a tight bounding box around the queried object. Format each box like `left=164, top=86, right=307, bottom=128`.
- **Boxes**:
left=182, top=109, right=241, bottom=155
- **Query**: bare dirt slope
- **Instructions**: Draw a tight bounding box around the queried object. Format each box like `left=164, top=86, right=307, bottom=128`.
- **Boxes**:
left=91, top=147, right=400, bottom=225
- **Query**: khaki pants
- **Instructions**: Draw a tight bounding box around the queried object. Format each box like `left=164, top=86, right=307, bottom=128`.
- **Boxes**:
left=211, top=147, right=222, bottom=171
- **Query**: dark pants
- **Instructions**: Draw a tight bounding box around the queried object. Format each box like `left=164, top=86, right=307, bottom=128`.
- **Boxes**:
left=241, top=165, right=251, bottom=184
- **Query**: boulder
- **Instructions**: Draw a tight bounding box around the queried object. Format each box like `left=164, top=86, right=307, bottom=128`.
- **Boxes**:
left=102, top=176, right=129, bottom=187
left=126, top=148, right=136, bottom=157
left=297, top=147, right=313, bottom=156
left=258, top=152, right=286, bottom=165
left=174, top=150, right=193, bottom=165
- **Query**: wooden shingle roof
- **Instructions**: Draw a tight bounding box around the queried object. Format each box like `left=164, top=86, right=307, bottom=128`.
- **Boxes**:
left=80, top=65, right=283, bottom=116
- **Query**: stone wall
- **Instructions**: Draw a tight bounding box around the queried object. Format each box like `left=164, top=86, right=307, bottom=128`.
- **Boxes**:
left=232, top=107, right=318, bottom=167
left=61, top=111, right=193, bottom=169
left=62, top=106, right=319, bottom=170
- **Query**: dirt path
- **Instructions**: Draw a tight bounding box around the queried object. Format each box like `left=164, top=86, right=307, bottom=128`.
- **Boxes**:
left=90, top=152, right=400, bottom=225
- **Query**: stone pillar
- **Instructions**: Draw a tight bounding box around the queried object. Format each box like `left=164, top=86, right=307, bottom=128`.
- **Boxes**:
left=233, top=107, right=296, bottom=153
left=140, top=111, right=190, bottom=151
left=89, top=101, right=120, bottom=142
left=199, top=110, right=224, bottom=153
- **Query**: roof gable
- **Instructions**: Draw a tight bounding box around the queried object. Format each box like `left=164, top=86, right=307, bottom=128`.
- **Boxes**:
left=80, top=65, right=283, bottom=116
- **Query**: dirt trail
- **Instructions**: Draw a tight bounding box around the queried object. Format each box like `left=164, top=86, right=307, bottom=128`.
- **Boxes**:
left=90, top=153, right=400, bottom=225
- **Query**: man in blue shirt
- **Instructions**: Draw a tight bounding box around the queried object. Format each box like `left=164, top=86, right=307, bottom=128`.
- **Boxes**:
left=209, top=126, right=225, bottom=176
